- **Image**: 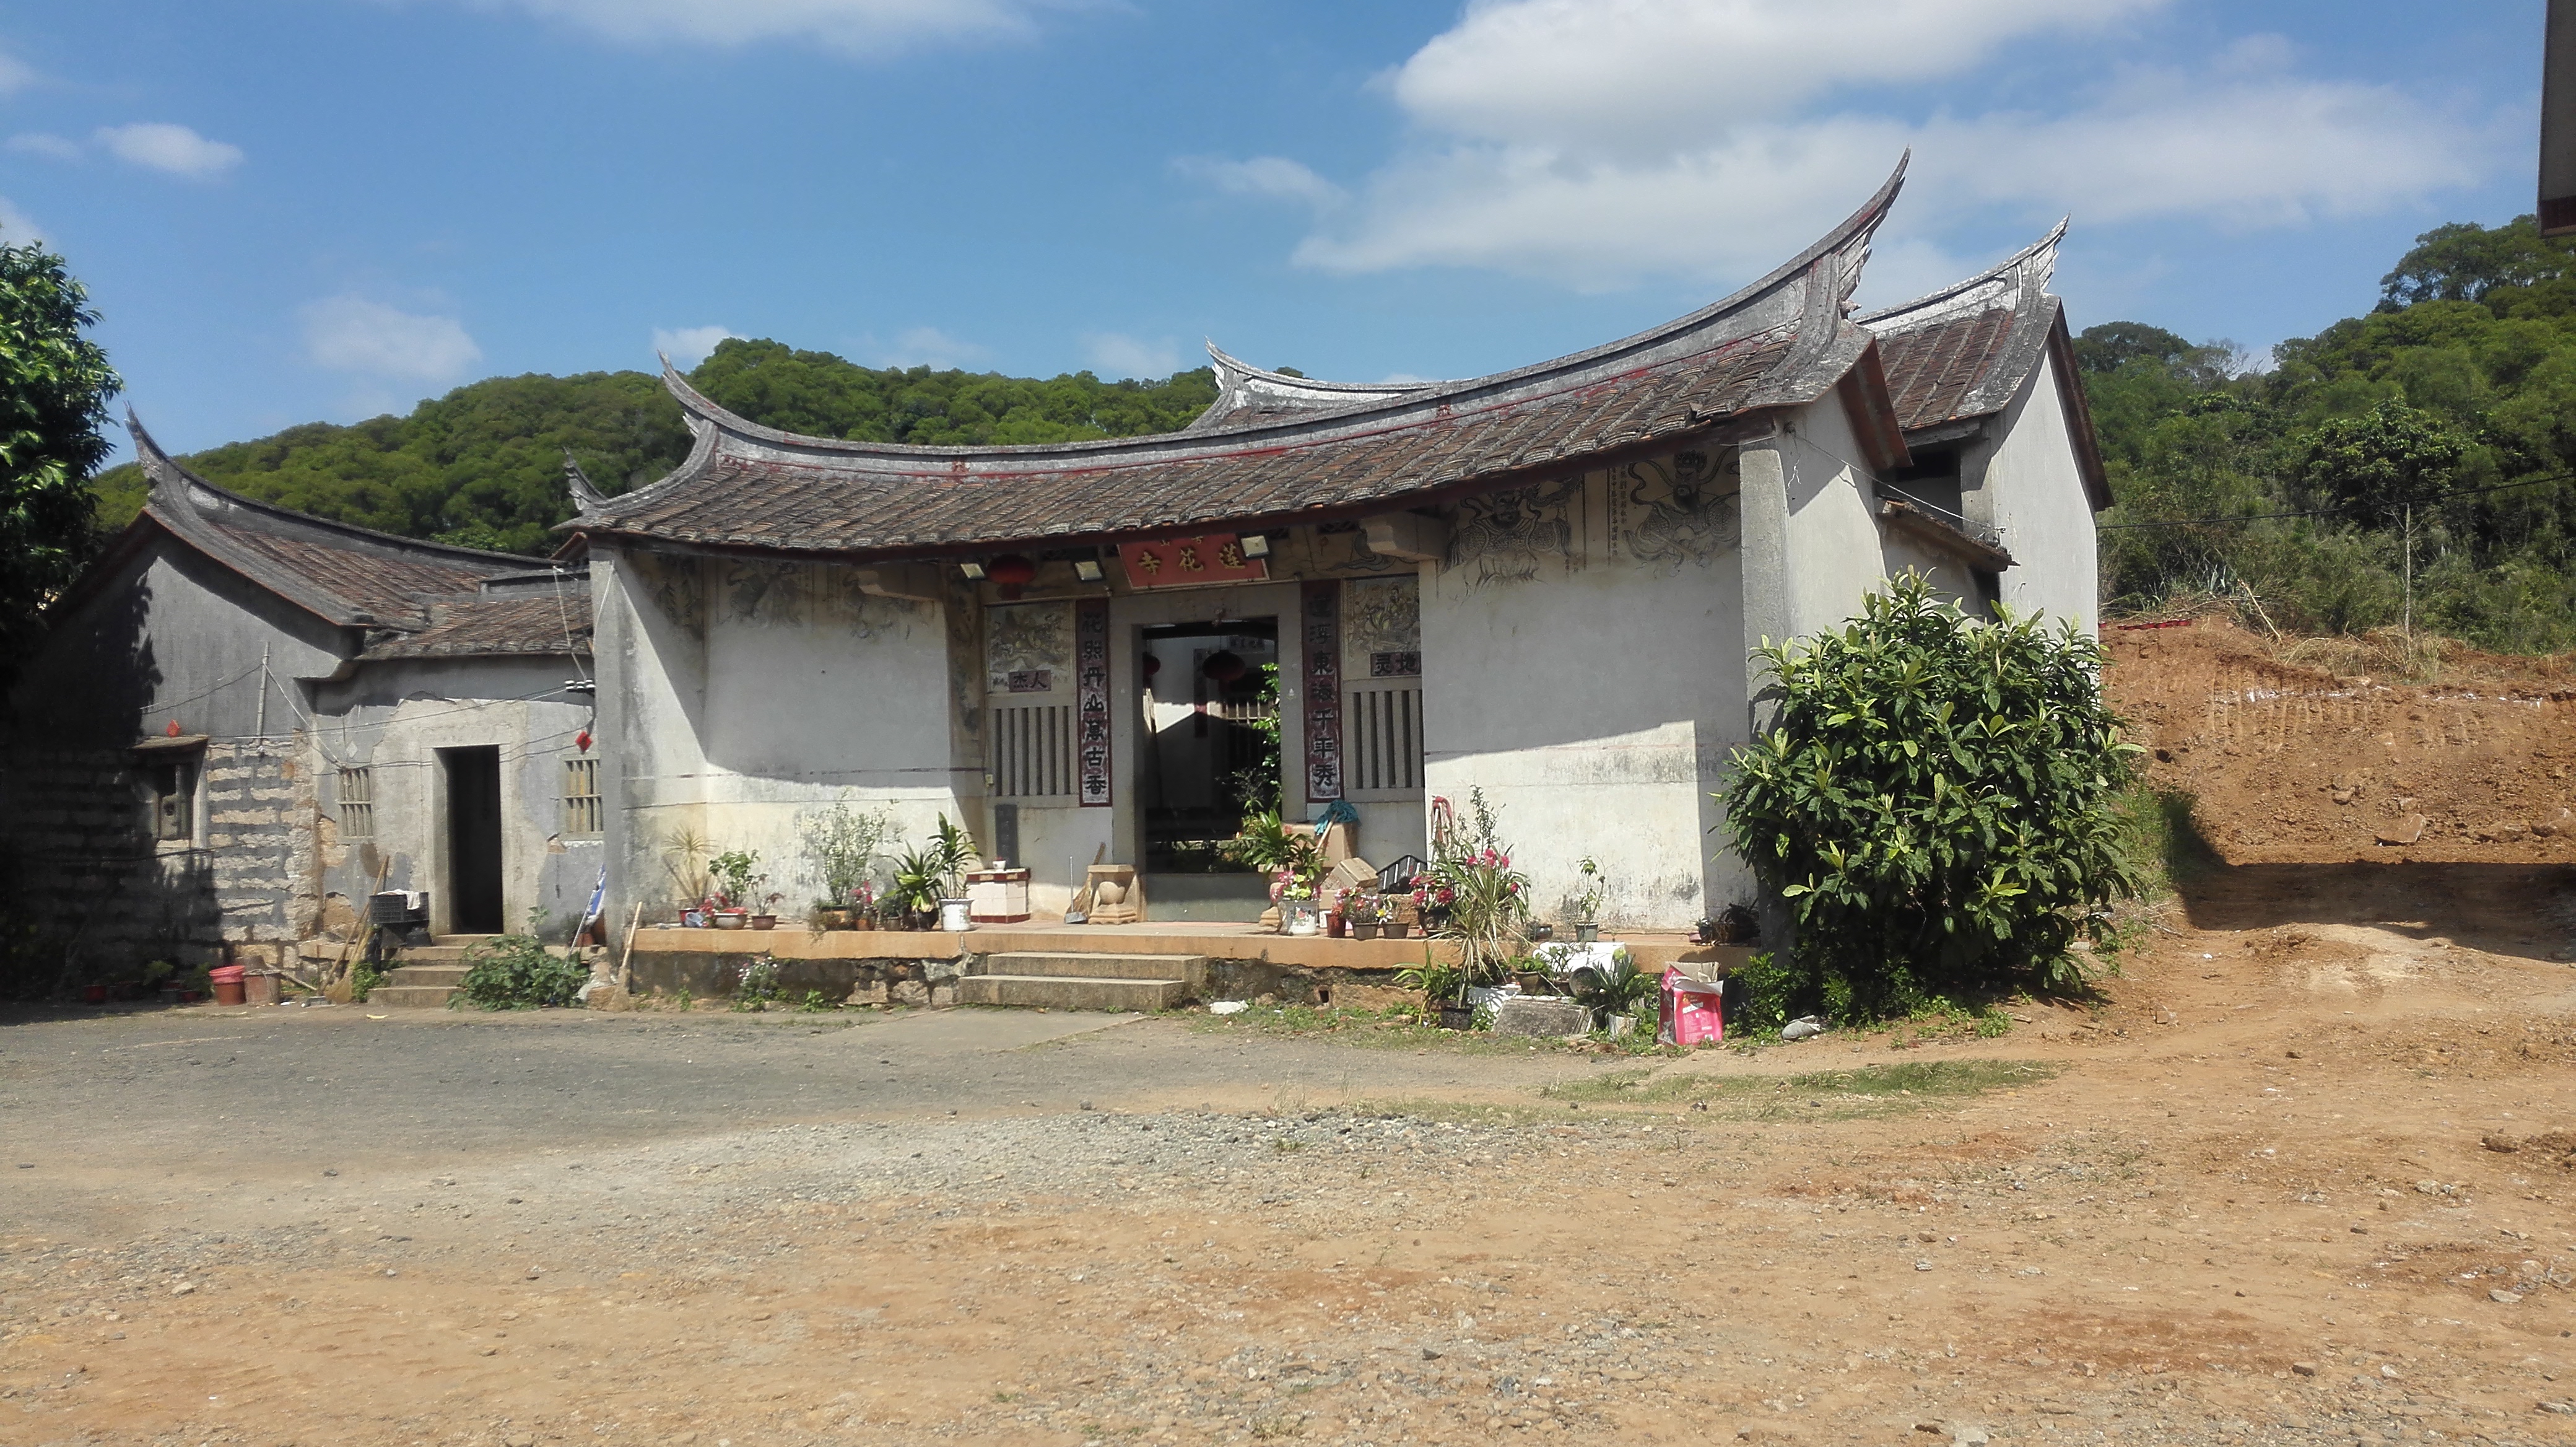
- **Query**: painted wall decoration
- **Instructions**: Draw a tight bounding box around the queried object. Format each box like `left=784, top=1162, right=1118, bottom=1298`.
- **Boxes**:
left=630, top=550, right=704, bottom=634
left=1074, top=597, right=1112, bottom=807
left=714, top=560, right=920, bottom=636
left=1302, top=580, right=1342, bottom=802
left=1446, top=478, right=1584, bottom=588
left=1118, top=535, right=1268, bottom=590
left=1609, top=450, right=1741, bottom=574
left=985, top=602, right=1071, bottom=693
left=1344, top=575, right=1422, bottom=678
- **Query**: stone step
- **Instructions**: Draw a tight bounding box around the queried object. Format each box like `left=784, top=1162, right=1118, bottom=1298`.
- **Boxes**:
left=975, top=951, right=1206, bottom=984
left=393, top=945, right=474, bottom=964
left=954, top=974, right=1186, bottom=1013
left=366, top=984, right=457, bottom=1009
left=385, top=963, right=469, bottom=986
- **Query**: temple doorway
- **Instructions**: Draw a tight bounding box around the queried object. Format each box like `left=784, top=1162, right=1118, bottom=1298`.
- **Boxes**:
left=1136, top=618, right=1279, bottom=920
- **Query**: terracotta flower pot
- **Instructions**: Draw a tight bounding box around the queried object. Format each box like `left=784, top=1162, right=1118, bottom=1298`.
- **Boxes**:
left=749, top=914, right=777, bottom=930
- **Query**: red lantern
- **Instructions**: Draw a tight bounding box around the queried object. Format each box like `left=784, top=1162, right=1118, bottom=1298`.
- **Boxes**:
left=1203, top=650, right=1248, bottom=684
left=986, top=554, right=1038, bottom=600
left=1142, top=654, right=1162, bottom=677
left=575, top=728, right=593, bottom=753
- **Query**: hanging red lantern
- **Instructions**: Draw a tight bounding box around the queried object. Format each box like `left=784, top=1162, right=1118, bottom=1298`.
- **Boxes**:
left=1142, top=654, right=1162, bottom=677
left=986, top=554, right=1038, bottom=600
left=1203, top=649, right=1248, bottom=684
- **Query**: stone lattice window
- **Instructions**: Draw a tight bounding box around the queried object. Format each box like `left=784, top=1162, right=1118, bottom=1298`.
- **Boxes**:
left=147, top=760, right=196, bottom=842
left=337, top=766, right=374, bottom=840
left=563, top=756, right=603, bottom=837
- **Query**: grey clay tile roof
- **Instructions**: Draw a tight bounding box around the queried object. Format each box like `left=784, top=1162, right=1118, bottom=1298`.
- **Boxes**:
left=568, top=162, right=1918, bottom=558
left=357, top=595, right=593, bottom=660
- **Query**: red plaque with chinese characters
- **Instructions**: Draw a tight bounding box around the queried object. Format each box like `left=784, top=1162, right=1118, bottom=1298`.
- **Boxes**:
left=1116, top=535, right=1268, bottom=590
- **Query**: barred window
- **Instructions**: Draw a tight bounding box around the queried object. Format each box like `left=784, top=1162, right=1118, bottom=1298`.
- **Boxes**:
left=337, top=766, right=374, bottom=840
left=563, top=756, right=603, bottom=837
left=150, top=761, right=198, bottom=842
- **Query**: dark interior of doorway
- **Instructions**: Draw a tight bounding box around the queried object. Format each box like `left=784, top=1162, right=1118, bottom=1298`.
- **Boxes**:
left=442, top=745, right=505, bottom=935
left=1138, top=618, right=1279, bottom=878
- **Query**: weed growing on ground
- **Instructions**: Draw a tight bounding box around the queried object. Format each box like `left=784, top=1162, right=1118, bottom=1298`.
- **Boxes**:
left=451, top=918, right=586, bottom=1010
left=1544, top=1058, right=2058, bottom=1121
left=348, top=961, right=384, bottom=1003
left=1189, top=1002, right=1701, bottom=1057
left=731, top=958, right=783, bottom=1012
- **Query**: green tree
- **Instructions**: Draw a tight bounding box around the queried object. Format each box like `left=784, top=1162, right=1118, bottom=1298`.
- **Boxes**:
left=0, top=234, right=120, bottom=684
left=2379, top=215, right=2576, bottom=308
left=2294, top=400, right=2466, bottom=640
left=1722, top=573, right=2139, bottom=1025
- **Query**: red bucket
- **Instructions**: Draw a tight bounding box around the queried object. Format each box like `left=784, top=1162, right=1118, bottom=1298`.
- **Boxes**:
left=209, top=964, right=247, bottom=1007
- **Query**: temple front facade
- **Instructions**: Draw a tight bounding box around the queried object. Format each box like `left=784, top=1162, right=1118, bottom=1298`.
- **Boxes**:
left=565, top=161, right=2109, bottom=932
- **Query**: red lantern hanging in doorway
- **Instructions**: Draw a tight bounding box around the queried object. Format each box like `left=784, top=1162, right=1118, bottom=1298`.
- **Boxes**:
left=1203, top=649, right=1248, bottom=684
left=985, top=554, right=1038, bottom=600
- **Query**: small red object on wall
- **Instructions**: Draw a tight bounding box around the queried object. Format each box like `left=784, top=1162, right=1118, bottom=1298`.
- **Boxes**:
left=166, top=719, right=182, bottom=737
left=575, top=728, right=593, bottom=753
left=1117, top=535, right=1268, bottom=590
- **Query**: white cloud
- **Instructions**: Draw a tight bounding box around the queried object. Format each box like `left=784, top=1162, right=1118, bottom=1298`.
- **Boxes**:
left=0, top=196, right=45, bottom=247
left=0, top=47, right=39, bottom=96
left=652, top=324, right=738, bottom=368
left=448, top=0, right=1071, bottom=56
left=1173, top=155, right=1346, bottom=209
left=874, top=326, right=988, bottom=369
left=1082, top=331, right=1179, bottom=380
left=1246, top=0, right=2502, bottom=289
left=302, top=297, right=483, bottom=383
left=1388, top=0, right=2165, bottom=155
left=6, top=133, right=82, bottom=162
left=94, top=123, right=244, bottom=180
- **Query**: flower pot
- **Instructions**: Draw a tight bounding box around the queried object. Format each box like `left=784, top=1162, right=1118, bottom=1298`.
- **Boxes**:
left=1325, top=912, right=1347, bottom=939
left=816, top=907, right=854, bottom=930
left=1285, top=904, right=1320, bottom=937
left=939, top=898, right=973, bottom=932
left=1574, top=922, right=1600, bottom=943
left=855, top=914, right=877, bottom=932
left=713, top=911, right=747, bottom=930
left=1349, top=920, right=1380, bottom=941
left=749, top=914, right=777, bottom=930
left=1437, top=1003, right=1476, bottom=1031
left=209, top=965, right=246, bottom=1007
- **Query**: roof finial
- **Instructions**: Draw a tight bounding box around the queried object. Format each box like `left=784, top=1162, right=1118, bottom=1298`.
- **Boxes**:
left=562, top=448, right=609, bottom=515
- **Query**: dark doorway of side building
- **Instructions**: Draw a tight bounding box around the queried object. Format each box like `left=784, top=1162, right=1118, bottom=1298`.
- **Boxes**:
left=1138, top=618, right=1280, bottom=920
left=442, top=745, right=505, bottom=935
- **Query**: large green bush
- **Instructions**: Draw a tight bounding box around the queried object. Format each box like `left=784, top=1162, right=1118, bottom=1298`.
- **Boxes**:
left=1722, top=572, right=2140, bottom=1022
left=451, top=927, right=588, bottom=1010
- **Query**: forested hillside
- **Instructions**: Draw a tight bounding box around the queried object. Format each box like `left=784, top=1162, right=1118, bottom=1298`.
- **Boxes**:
left=2086, top=215, right=2576, bottom=654
left=92, top=340, right=1219, bottom=554
left=86, top=219, right=2576, bottom=654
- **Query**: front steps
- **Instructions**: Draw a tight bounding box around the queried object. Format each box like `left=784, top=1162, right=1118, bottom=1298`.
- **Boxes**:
left=365, top=937, right=489, bottom=1008
left=956, top=951, right=1204, bottom=1012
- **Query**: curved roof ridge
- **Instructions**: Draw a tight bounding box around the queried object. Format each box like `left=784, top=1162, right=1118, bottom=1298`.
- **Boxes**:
left=1181, top=343, right=1446, bottom=433
left=128, top=411, right=534, bottom=571
left=632, top=154, right=1907, bottom=485
left=1858, top=216, right=2065, bottom=334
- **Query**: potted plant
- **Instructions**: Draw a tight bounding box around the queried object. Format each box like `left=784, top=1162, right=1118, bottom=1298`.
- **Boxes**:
left=928, top=815, right=979, bottom=932
left=1396, top=958, right=1470, bottom=1030
left=1221, top=811, right=1320, bottom=933
left=661, top=826, right=713, bottom=925
left=801, top=796, right=895, bottom=933
left=890, top=842, right=944, bottom=930
left=1570, top=855, right=1605, bottom=943
left=708, top=849, right=763, bottom=928
left=750, top=892, right=783, bottom=930
left=1567, top=946, right=1656, bottom=1033
left=1347, top=893, right=1382, bottom=941
left=1429, top=788, right=1528, bottom=1000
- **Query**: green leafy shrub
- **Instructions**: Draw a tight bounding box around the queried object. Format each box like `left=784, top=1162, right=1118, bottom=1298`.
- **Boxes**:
left=732, top=957, right=783, bottom=1011
left=1722, top=572, right=2141, bottom=1023
left=451, top=925, right=588, bottom=1010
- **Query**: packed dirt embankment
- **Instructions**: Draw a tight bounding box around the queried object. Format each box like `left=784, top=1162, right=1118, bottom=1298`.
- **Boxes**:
left=2104, top=618, right=2576, bottom=865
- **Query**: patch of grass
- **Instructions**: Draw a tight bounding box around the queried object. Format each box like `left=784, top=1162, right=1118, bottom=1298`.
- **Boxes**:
left=1188, top=1002, right=1690, bottom=1057
left=1542, top=1058, right=2059, bottom=1120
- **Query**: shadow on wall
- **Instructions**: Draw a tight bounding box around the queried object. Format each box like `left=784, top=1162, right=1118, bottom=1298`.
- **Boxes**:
left=0, top=564, right=225, bottom=999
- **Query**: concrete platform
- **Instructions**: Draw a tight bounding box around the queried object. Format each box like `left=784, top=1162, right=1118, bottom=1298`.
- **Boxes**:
left=626, top=922, right=1744, bottom=976
left=954, top=974, right=1190, bottom=1012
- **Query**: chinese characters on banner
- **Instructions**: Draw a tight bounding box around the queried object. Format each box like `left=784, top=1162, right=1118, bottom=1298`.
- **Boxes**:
left=1302, top=580, right=1342, bottom=802
left=1074, top=598, right=1112, bottom=807
left=1117, top=535, right=1269, bottom=590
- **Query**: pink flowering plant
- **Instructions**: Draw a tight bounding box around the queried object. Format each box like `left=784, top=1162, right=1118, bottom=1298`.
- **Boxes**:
left=1429, top=787, right=1530, bottom=990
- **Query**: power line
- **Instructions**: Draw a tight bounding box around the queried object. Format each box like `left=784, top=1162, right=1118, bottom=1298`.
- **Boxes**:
left=2097, top=470, right=2575, bottom=531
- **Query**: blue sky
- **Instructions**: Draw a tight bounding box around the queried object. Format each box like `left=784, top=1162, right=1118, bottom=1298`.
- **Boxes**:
left=0, top=1, right=2545, bottom=461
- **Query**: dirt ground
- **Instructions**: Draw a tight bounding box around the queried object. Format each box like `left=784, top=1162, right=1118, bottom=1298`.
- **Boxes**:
left=2104, top=617, right=2576, bottom=863
left=9, top=860, right=2576, bottom=1446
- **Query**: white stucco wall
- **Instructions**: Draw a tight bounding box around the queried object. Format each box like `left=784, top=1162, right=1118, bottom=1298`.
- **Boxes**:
left=308, top=658, right=598, bottom=938
left=1971, top=348, right=2099, bottom=634
left=1422, top=452, right=1750, bottom=931
left=599, top=546, right=983, bottom=919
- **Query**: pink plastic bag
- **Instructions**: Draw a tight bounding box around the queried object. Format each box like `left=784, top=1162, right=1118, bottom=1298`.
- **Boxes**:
left=1660, top=968, right=1725, bottom=1047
